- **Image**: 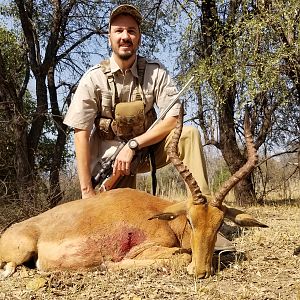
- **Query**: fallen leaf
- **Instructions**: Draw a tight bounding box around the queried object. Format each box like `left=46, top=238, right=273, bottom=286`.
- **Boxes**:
left=26, top=277, right=47, bottom=291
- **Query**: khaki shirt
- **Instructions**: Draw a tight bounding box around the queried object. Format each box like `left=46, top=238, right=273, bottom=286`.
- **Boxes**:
left=63, top=55, right=181, bottom=174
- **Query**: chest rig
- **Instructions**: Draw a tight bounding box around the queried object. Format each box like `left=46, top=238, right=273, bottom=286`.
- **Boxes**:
left=95, top=56, right=157, bottom=141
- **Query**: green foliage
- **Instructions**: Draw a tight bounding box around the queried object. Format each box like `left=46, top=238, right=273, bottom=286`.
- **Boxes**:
left=192, top=5, right=294, bottom=103
left=36, top=117, right=73, bottom=174
left=210, top=166, right=231, bottom=193
left=176, top=0, right=299, bottom=147
left=0, top=26, right=26, bottom=87
left=0, top=27, right=27, bottom=194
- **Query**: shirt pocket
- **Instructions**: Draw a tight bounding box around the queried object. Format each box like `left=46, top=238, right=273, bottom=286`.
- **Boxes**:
left=100, top=91, right=113, bottom=118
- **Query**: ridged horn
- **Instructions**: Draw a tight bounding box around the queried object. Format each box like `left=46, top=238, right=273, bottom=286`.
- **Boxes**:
left=211, top=110, right=258, bottom=207
left=167, top=105, right=207, bottom=205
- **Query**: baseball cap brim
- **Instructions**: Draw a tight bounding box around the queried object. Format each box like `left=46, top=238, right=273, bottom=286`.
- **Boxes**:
left=109, top=4, right=142, bottom=26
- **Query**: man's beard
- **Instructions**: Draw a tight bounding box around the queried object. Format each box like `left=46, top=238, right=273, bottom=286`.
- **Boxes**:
left=118, top=51, right=135, bottom=60
left=113, top=40, right=137, bottom=61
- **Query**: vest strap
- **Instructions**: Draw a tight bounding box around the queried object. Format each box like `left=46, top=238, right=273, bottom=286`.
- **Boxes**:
left=99, top=56, right=146, bottom=104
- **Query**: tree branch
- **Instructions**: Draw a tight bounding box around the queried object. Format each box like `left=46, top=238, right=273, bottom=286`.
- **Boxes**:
left=257, top=148, right=299, bottom=167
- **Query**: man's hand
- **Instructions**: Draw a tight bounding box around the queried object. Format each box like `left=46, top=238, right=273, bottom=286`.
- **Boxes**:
left=111, top=116, right=177, bottom=177
left=113, top=144, right=135, bottom=176
left=81, top=187, right=97, bottom=199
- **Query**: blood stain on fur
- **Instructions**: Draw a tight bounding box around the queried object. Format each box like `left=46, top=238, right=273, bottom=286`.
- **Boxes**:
left=72, top=225, right=147, bottom=263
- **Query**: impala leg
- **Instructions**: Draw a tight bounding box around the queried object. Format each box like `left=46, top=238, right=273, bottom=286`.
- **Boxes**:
left=125, top=242, right=190, bottom=260
left=1, top=262, right=17, bottom=278
left=106, top=253, right=191, bottom=271
left=105, top=244, right=192, bottom=271
left=0, top=227, right=38, bottom=277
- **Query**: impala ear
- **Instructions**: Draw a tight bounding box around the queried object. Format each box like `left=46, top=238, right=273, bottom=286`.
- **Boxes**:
left=224, top=206, right=268, bottom=228
left=148, top=201, right=187, bottom=221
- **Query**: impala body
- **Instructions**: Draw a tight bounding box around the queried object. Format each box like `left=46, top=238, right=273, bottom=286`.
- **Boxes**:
left=0, top=108, right=267, bottom=278
left=0, top=188, right=266, bottom=278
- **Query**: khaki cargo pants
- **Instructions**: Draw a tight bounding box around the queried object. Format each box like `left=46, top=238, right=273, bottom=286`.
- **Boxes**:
left=115, top=125, right=211, bottom=198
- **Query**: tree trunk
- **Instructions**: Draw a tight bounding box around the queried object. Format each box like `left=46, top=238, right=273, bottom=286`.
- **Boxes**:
left=233, top=177, right=256, bottom=206
left=27, top=75, right=48, bottom=170
left=14, top=118, right=33, bottom=186
left=218, top=88, right=257, bottom=205
left=47, top=67, right=68, bottom=208
left=197, top=0, right=258, bottom=205
left=48, top=125, right=68, bottom=208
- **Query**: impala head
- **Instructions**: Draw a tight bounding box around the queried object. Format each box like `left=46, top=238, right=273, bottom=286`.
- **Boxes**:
left=151, top=107, right=267, bottom=278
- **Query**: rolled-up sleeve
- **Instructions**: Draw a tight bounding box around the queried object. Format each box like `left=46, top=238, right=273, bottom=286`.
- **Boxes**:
left=144, top=61, right=181, bottom=119
left=63, top=69, right=101, bottom=131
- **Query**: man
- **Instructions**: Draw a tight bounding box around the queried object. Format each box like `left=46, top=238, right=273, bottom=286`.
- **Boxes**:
left=64, top=4, right=234, bottom=251
left=64, top=4, right=210, bottom=199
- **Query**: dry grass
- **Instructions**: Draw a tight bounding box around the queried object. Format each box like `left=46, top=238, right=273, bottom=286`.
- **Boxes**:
left=0, top=199, right=299, bottom=300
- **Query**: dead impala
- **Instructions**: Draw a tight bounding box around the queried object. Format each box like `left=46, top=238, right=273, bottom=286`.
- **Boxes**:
left=0, top=109, right=267, bottom=279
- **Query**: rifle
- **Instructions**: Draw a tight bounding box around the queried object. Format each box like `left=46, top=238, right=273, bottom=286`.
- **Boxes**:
left=91, top=76, right=195, bottom=192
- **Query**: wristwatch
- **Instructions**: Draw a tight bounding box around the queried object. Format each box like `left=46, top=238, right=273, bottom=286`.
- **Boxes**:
left=128, top=139, right=139, bottom=151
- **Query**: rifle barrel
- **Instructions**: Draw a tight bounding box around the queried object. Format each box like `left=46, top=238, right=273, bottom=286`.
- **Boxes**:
left=148, top=76, right=194, bottom=131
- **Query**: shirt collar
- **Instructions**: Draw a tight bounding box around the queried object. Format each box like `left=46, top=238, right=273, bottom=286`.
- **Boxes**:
left=109, top=55, right=139, bottom=78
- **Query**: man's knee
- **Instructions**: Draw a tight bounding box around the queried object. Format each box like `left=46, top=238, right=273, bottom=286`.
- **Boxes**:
left=180, top=126, right=202, bottom=147
left=182, top=125, right=200, bottom=138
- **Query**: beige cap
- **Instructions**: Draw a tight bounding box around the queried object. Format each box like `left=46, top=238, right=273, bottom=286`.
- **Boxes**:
left=109, top=4, right=142, bottom=27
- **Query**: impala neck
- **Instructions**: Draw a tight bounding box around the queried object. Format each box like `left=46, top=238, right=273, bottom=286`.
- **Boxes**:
left=168, top=216, right=191, bottom=249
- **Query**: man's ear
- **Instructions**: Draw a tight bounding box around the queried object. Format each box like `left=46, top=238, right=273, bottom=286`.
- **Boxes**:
left=108, top=34, right=111, bottom=47
left=148, top=201, right=187, bottom=221
left=224, top=205, right=268, bottom=228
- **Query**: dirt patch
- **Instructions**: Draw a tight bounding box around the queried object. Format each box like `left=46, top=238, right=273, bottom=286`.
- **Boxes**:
left=0, top=202, right=300, bottom=300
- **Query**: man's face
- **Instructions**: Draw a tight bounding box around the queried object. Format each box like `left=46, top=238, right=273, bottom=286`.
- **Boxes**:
left=109, top=14, right=141, bottom=60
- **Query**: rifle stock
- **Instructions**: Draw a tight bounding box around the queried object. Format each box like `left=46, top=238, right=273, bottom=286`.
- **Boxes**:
left=98, top=174, right=122, bottom=192
left=91, top=142, right=125, bottom=189
left=91, top=76, right=195, bottom=192
left=97, top=150, right=147, bottom=192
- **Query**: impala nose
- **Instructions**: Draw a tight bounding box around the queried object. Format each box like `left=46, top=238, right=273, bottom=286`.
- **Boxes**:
left=197, top=272, right=209, bottom=279
left=187, top=262, right=212, bottom=278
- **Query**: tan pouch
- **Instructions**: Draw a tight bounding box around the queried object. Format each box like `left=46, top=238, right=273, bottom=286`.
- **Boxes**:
left=112, top=100, right=146, bottom=139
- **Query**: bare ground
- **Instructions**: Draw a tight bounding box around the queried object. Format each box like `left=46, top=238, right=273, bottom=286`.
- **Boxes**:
left=0, top=200, right=299, bottom=300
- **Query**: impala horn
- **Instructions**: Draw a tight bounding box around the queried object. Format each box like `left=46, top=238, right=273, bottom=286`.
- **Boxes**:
left=167, top=105, right=207, bottom=205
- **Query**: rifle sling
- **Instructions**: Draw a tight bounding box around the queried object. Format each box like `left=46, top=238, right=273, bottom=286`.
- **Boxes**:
left=149, top=147, right=157, bottom=196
